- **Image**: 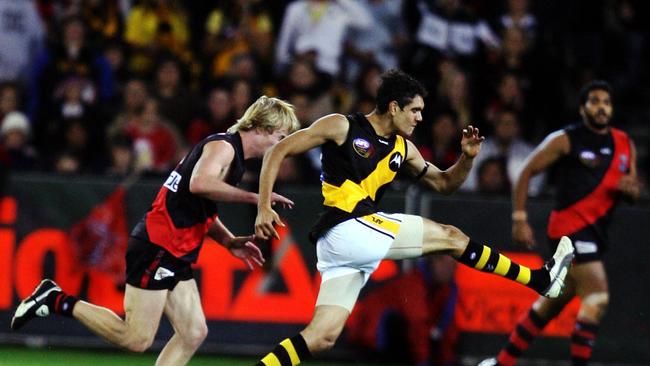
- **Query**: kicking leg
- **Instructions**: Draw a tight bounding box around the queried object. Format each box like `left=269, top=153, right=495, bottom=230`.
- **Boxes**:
left=155, top=279, right=208, bottom=366
left=418, top=217, right=573, bottom=297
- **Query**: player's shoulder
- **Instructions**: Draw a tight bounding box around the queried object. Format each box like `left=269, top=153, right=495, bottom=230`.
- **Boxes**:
left=539, top=128, right=571, bottom=154
left=203, top=138, right=236, bottom=158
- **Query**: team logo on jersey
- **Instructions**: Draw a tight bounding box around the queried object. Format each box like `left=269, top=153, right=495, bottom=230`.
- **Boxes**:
left=579, top=150, right=599, bottom=168
left=353, top=138, right=374, bottom=158
left=388, top=152, right=403, bottom=171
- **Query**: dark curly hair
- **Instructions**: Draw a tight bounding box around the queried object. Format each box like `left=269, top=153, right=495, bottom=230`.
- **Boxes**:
left=579, top=80, right=612, bottom=106
left=375, top=69, right=427, bottom=114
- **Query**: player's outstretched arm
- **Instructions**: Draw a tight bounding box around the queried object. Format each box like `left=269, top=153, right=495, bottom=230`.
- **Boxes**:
left=256, top=114, right=349, bottom=240
left=404, top=125, right=484, bottom=195
left=512, top=130, right=569, bottom=248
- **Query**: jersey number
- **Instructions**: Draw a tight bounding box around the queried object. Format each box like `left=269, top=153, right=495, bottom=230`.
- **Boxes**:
left=164, top=171, right=182, bottom=192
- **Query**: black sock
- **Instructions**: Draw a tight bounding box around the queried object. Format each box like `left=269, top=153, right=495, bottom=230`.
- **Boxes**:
left=458, top=240, right=550, bottom=293
left=46, top=291, right=79, bottom=318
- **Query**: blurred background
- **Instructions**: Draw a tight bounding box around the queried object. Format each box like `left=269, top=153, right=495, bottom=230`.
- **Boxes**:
left=0, top=0, right=649, bottom=365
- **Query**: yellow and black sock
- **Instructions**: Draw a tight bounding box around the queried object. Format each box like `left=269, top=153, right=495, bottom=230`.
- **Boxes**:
left=458, top=240, right=550, bottom=293
left=256, top=334, right=311, bottom=366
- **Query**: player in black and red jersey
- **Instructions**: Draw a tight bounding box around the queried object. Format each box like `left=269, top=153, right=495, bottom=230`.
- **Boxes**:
left=480, top=81, right=640, bottom=366
left=12, top=96, right=300, bottom=365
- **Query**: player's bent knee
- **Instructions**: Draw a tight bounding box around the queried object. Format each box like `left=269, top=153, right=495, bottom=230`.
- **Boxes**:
left=124, top=334, right=155, bottom=353
left=182, top=322, right=208, bottom=348
left=579, top=291, right=609, bottom=321
left=440, top=224, right=469, bottom=252
left=310, top=333, right=339, bottom=353
left=302, top=326, right=343, bottom=353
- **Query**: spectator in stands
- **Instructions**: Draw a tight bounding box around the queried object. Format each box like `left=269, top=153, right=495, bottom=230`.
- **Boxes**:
left=0, top=112, right=38, bottom=171
left=151, top=56, right=197, bottom=133
left=29, top=16, right=114, bottom=133
left=36, top=78, right=104, bottom=163
left=107, top=78, right=149, bottom=139
left=462, top=109, right=544, bottom=195
left=231, top=78, right=257, bottom=121
left=0, top=83, right=21, bottom=122
left=476, top=156, right=510, bottom=195
left=343, top=0, right=407, bottom=82
left=433, top=67, right=473, bottom=129
left=275, top=0, right=373, bottom=78
left=123, top=98, right=181, bottom=176
left=349, top=63, right=383, bottom=115
left=102, top=40, right=129, bottom=93
left=278, top=59, right=335, bottom=124
left=124, top=0, right=190, bottom=74
left=186, top=84, right=235, bottom=145
left=485, top=73, right=526, bottom=128
left=104, top=133, right=134, bottom=177
left=347, top=255, right=460, bottom=366
left=202, top=1, right=275, bottom=82
left=404, top=0, right=499, bottom=80
left=53, top=150, right=81, bottom=174
left=57, top=118, right=97, bottom=173
left=489, top=27, right=533, bottom=83
left=0, top=0, right=45, bottom=85
left=417, top=112, right=460, bottom=170
left=81, top=0, right=123, bottom=46
left=494, top=0, right=538, bottom=45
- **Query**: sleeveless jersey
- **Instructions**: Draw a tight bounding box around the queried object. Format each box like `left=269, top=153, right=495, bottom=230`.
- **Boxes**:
left=547, top=123, right=631, bottom=241
left=131, top=132, right=246, bottom=262
left=310, top=113, right=407, bottom=241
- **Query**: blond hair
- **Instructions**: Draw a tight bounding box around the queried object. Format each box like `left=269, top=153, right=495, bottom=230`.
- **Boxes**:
left=227, top=95, right=300, bottom=134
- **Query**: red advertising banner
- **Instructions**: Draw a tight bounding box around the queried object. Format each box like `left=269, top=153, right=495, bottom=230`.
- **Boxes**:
left=455, top=252, right=579, bottom=336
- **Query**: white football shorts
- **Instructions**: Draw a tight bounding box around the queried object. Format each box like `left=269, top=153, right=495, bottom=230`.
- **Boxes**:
left=315, top=212, right=424, bottom=311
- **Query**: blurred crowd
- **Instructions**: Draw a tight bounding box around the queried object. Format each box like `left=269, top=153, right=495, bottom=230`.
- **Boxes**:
left=0, top=0, right=648, bottom=196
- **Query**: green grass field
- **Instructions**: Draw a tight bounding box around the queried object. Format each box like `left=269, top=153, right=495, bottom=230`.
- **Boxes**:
left=0, top=346, right=404, bottom=366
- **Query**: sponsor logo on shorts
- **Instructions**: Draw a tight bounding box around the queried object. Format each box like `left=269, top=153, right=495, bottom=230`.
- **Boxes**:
left=575, top=240, right=598, bottom=254
left=352, top=138, right=374, bottom=158
left=154, top=267, right=175, bottom=280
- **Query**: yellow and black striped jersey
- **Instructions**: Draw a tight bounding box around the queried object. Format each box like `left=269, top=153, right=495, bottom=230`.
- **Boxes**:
left=310, top=112, right=407, bottom=242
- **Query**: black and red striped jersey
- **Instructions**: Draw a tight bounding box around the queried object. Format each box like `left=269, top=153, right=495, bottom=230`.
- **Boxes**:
left=131, top=132, right=246, bottom=262
left=547, top=123, right=631, bottom=240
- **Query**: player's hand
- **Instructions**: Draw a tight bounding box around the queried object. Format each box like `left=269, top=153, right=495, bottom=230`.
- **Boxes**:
left=270, top=192, right=294, bottom=210
left=460, top=125, right=485, bottom=158
left=618, top=174, right=640, bottom=199
left=512, top=220, right=536, bottom=250
left=227, top=235, right=265, bottom=269
left=255, top=206, right=284, bottom=240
